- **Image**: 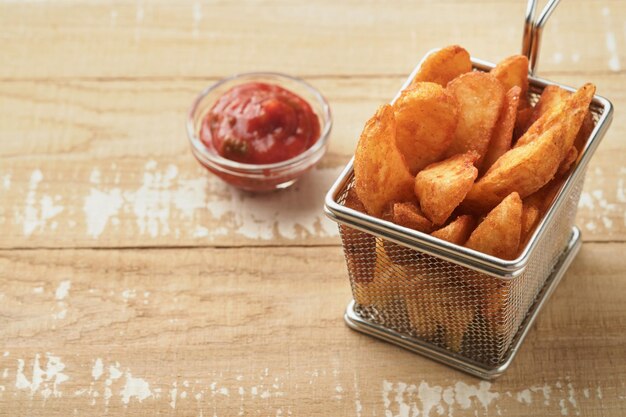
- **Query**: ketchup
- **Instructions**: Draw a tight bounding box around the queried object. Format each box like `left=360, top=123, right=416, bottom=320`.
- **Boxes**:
left=201, top=82, right=320, bottom=164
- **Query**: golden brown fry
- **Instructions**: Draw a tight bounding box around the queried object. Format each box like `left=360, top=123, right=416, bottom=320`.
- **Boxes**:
left=516, top=83, right=595, bottom=155
left=518, top=179, right=564, bottom=249
left=481, top=86, right=521, bottom=174
left=445, top=72, right=506, bottom=163
left=392, top=202, right=434, bottom=233
left=574, top=111, right=594, bottom=153
left=519, top=85, right=569, bottom=145
left=343, top=186, right=367, bottom=213
left=463, top=84, right=595, bottom=212
left=353, top=105, right=415, bottom=217
left=491, top=55, right=529, bottom=99
left=557, top=146, right=578, bottom=177
left=463, top=125, right=561, bottom=212
left=431, top=215, right=476, bottom=245
left=520, top=204, right=540, bottom=247
left=522, top=85, right=594, bottom=153
left=410, top=45, right=472, bottom=87
left=513, top=106, right=534, bottom=141
left=394, top=83, right=459, bottom=174
left=414, top=152, right=479, bottom=226
left=465, top=192, right=523, bottom=260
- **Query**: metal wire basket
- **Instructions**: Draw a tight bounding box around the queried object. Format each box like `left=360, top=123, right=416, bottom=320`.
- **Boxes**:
left=324, top=0, right=614, bottom=379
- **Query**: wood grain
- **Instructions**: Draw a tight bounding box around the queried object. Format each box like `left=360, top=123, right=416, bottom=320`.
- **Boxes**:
left=0, top=75, right=624, bottom=248
left=0, top=1, right=624, bottom=79
left=0, top=0, right=625, bottom=415
left=0, top=244, right=625, bottom=416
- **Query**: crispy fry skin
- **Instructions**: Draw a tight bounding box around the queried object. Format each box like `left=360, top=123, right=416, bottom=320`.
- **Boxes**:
left=392, top=202, right=434, bottom=233
left=414, top=152, right=479, bottom=226
left=465, top=192, right=522, bottom=260
left=463, top=126, right=561, bottom=212
left=521, top=84, right=594, bottom=157
left=393, top=83, right=459, bottom=174
left=405, top=278, right=474, bottom=352
left=491, top=55, right=529, bottom=99
left=518, top=179, right=564, bottom=248
left=481, top=86, right=521, bottom=174
left=516, top=83, right=595, bottom=156
left=343, top=186, right=367, bottom=213
left=445, top=72, right=506, bottom=164
left=513, top=106, right=534, bottom=141
left=573, top=110, right=594, bottom=153
left=353, top=105, right=415, bottom=217
left=410, top=45, right=472, bottom=87
left=526, top=85, right=569, bottom=128
left=516, top=85, right=568, bottom=145
left=431, top=215, right=476, bottom=245
left=463, top=84, right=595, bottom=212
left=557, top=146, right=579, bottom=177
left=520, top=204, right=541, bottom=247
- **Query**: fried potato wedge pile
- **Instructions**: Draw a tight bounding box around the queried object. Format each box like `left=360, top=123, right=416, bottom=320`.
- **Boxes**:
left=349, top=45, right=597, bottom=260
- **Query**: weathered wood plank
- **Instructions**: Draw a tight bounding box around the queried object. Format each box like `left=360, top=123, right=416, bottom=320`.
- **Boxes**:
left=0, top=0, right=624, bottom=79
left=0, top=243, right=624, bottom=416
left=0, top=75, right=624, bottom=247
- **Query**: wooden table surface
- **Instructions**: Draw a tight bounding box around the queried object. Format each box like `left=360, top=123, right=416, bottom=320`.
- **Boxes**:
left=1, top=1, right=625, bottom=416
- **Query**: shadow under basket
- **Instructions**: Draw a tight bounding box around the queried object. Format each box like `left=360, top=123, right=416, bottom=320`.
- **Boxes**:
left=324, top=54, right=613, bottom=379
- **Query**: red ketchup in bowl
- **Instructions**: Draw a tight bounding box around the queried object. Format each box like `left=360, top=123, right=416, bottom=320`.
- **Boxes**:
left=200, top=82, right=320, bottom=165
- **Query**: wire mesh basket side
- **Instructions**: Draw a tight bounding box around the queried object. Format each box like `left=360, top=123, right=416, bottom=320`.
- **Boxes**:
left=337, top=171, right=584, bottom=367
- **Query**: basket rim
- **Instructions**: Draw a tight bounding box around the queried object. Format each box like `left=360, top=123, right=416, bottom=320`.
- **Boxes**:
left=324, top=50, right=614, bottom=279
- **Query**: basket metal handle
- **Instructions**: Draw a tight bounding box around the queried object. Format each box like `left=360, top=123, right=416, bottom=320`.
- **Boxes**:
left=523, top=0, right=561, bottom=75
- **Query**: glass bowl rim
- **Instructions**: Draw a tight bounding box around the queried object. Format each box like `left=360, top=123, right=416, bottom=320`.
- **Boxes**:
left=186, top=71, right=332, bottom=172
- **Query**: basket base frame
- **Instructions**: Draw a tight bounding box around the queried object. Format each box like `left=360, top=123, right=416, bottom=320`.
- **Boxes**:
left=344, top=227, right=582, bottom=380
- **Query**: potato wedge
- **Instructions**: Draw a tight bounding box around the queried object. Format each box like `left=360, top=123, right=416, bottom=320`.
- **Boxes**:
left=519, top=179, right=563, bottom=247
left=394, top=83, right=459, bottom=174
left=465, top=192, right=522, bottom=260
left=410, top=45, right=472, bottom=87
left=354, top=105, right=415, bottom=217
left=445, top=72, right=506, bottom=163
left=557, top=146, right=578, bottom=177
left=431, top=215, right=476, bottom=245
left=392, top=202, right=433, bottom=233
left=415, top=152, right=479, bottom=226
left=522, top=84, right=595, bottom=154
left=343, top=186, right=367, bottom=213
left=520, top=203, right=541, bottom=247
left=491, top=55, right=529, bottom=99
left=516, top=83, right=595, bottom=155
left=463, top=84, right=595, bottom=212
left=481, top=86, right=521, bottom=174
left=527, top=85, right=569, bottom=128
left=513, top=106, right=534, bottom=140
left=574, top=110, right=594, bottom=153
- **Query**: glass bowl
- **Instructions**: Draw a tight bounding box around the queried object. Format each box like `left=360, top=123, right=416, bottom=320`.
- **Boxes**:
left=187, top=72, right=332, bottom=192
